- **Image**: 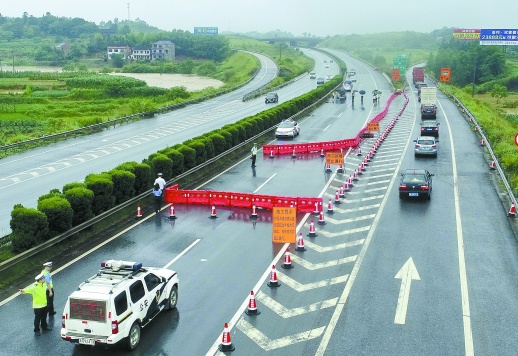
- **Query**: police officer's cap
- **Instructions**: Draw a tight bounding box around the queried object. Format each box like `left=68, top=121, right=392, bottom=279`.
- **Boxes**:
left=158, top=173, right=163, bottom=176
left=43, top=261, right=52, bottom=267
left=35, top=273, right=45, bottom=280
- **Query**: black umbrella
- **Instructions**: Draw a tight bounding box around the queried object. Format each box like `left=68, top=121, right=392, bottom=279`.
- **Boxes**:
left=359, top=90, right=366, bottom=95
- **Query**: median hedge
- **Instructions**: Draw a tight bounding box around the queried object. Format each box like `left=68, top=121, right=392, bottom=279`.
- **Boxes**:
left=8, top=76, right=342, bottom=252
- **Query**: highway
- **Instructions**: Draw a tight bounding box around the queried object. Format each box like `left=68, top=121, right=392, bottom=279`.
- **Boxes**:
left=1, top=50, right=518, bottom=356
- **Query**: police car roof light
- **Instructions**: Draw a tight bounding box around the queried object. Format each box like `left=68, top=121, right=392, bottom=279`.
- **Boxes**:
left=101, top=260, right=142, bottom=272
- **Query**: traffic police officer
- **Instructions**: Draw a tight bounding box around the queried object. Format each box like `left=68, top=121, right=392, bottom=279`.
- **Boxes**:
left=251, top=143, right=258, bottom=168
left=41, top=261, right=55, bottom=317
left=19, top=274, right=52, bottom=336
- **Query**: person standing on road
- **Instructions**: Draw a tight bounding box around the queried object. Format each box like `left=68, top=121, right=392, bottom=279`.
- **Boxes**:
left=251, top=143, right=258, bottom=168
left=41, top=262, right=55, bottom=318
left=19, top=274, right=52, bottom=336
left=154, top=173, right=166, bottom=197
left=152, top=183, right=162, bottom=213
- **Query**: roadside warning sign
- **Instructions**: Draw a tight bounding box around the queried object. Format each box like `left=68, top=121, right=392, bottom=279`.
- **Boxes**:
left=325, top=152, right=344, bottom=166
left=272, top=207, right=296, bottom=243
left=367, top=122, right=380, bottom=131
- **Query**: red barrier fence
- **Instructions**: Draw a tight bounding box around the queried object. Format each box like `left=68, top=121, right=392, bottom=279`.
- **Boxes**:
left=164, top=185, right=321, bottom=214
left=264, top=92, right=402, bottom=156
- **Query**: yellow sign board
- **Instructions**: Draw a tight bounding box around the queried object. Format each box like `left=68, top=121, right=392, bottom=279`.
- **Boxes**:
left=272, top=207, right=296, bottom=243
left=325, top=152, right=344, bottom=165
left=368, top=122, right=380, bottom=131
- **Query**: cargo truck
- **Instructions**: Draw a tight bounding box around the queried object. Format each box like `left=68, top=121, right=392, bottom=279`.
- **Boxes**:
left=420, top=86, right=437, bottom=119
left=412, top=67, right=425, bottom=85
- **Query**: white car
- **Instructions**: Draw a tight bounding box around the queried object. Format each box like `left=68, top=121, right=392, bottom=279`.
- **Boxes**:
left=275, top=119, right=300, bottom=138
left=61, top=260, right=179, bottom=351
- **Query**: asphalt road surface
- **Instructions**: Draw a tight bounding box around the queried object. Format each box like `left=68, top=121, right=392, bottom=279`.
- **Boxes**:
left=1, top=50, right=518, bottom=356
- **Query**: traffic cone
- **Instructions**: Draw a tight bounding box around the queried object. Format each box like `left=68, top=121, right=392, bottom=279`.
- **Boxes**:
left=281, top=248, right=294, bottom=269
left=327, top=199, right=334, bottom=214
left=267, top=265, right=281, bottom=287
left=357, top=148, right=362, bottom=156
left=338, top=164, right=344, bottom=173
left=353, top=169, right=359, bottom=181
left=209, top=205, right=218, bottom=219
left=318, top=211, right=326, bottom=225
left=508, top=202, right=516, bottom=217
left=270, top=150, right=274, bottom=159
left=313, top=202, right=320, bottom=215
left=168, top=205, right=177, bottom=220
left=344, top=181, right=350, bottom=192
left=366, top=152, right=371, bottom=162
left=348, top=175, right=354, bottom=187
left=361, top=160, right=366, bottom=171
left=339, top=186, right=345, bottom=198
left=218, top=323, right=235, bottom=352
left=481, top=139, right=484, bottom=146
left=296, top=233, right=306, bottom=251
left=292, top=148, right=297, bottom=159
left=325, top=164, right=332, bottom=172
left=307, top=220, right=317, bottom=237
left=136, top=205, right=143, bottom=218
left=363, top=157, right=369, bottom=166
left=245, top=291, right=261, bottom=315
left=489, top=160, right=496, bottom=170
left=251, top=205, right=258, bottom=219
left=320, top=148, right=325, bottom=157
left=334, top=190, right=341, bottom=204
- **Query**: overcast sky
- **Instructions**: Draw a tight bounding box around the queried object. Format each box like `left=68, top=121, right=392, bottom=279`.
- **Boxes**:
left=2, top=0, right=517, bottom=36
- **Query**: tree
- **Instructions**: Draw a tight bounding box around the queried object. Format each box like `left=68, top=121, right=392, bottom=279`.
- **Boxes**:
left=490, top=84, right=508, bottom=104
left=111, top=53, right=125, bottom=68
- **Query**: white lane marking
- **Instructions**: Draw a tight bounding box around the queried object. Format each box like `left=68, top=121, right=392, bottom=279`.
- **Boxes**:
left=163, top=239, right=201, bottom=269
left=438, top=100, right=474, bottom=355
left=323, top=124, right=331, bottom=131
left=291, top=254, right=357, bottom=270
left=304, top=239, right=365, bottom=253
left=277, top=271, right=349, bottom=292
left=256, top=291, right=338, bottom=318
left=254, top=173, right=277, bottom=193
left=236, top=319, right=325, bottom=352
left=323, top=214, right=376, bottom=224
left=317, top=225, right=371, bottom=237
left=332, top=204, right=380, bottom=214
left=394, top=257, right=421, bottom=324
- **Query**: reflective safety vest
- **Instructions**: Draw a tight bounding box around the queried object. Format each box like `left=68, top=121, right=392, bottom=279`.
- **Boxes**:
left=24, top=282, right=47, bottom=309
left=41, top=269, right=53, bottom=289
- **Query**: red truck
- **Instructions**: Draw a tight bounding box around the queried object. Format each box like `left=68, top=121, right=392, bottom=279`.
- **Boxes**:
left=412, top=67, right=424, bottom=85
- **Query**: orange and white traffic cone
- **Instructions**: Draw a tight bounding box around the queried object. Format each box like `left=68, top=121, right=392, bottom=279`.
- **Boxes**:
left=327, top=199, right=334, bottom=214
left=296, top=233, right=306, bottom=251
left=308, top=220, right=317, bottom=237
left=348, top=175, right=354, bottom=187
left=136, top=205, right=143, bottom=218
left=339, top=186, right=345, bottom=198
left=489, top=160, right=496, bottom=170
left=313, top=202, right=320, bottom=215
left=210, top=205, right=218, bottom=219
left=325, top=164, right=332, bottom=172
left=218, top=323, right=235, bottom=352
left=270, top=150, right=274, bottom=159
left=168, top=205, right=177, bottom=220
left=353, top=169, right=359, bottom=181
left=251, top=205, right=258, bottom=219
left=292, top=148, right=297, bottom=159
left=282, top=248, right=294, bottom=269
left=318, top=211, right=326, bottom=225
left=338, top=164, right=344, bottom=173
left=508, top=202, right=516, bottom=217
left=267, top=265, right=281, bottom=287
left=481, top=139, right=485, bottom=146
left=344, top=181, right=350, bottom=192
left=245, top=291, right=261, bottom=315
left=320, top=148, right=325, bottom=157
left=334, top=190, right=341, bottom=205
left=357, top=163, right=363, bottom=175
left=357, top=148, right=362, bottom=156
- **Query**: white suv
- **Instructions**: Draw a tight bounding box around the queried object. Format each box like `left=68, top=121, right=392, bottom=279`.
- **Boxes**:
left=61, top=260, right=179, bottom=351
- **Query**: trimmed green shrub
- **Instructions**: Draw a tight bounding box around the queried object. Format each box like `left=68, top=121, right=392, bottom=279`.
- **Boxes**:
left=215, top=129, right=233, bottom=150
left=85, top=173, right=116, bottom=215
left=10, top=207, right=49, bottom=253
left=175, top=144, right=197, bottom=169
left=150, top=153, right=173, bottom=182
left=63, top=182, right=87, bottom=193
left=37, top=189, right=63, bottom=202
left=115, top=161, right=151, bottom=195
left=65, top=187, right=95, bottom=225
left=222, top=125, right=240, bottom=146
left=161, top=148, right=185, bottom=176
left=209, top=133, right=227, bottom=155
left=200, top=137, right=215, bottom=159
left=37, top=196, right=73, bottom=236
left=108, top=170, right=136, bottom=204
left=186, top=140, right=207, bottom=165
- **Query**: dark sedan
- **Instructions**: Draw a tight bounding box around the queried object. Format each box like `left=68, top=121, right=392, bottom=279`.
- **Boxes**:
left=420, top=121, right=440, bottom=137
left=398, top=169, right=434, bottom=200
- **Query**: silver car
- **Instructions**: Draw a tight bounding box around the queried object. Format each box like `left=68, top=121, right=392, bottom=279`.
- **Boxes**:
left=414, top=136, right=438, bottom=157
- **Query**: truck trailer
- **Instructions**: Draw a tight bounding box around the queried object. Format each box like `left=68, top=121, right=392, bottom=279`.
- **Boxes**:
left=420, top=86, right=437, bottom=119
left=412, top=67, right=425, bottom=85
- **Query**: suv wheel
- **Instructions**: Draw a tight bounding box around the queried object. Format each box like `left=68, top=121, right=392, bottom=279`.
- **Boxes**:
left=126, top=322, right=141, bottom=351
left=167, top=285, right=178, bottom=310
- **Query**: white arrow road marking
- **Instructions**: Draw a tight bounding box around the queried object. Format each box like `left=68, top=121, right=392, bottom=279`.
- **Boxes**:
left=324, top=214, right=376, bottom=225
left=256, top=291, right=338, bottom=318
left=317, top=226, right=370, bottom=237
left=277, top=271, right=349, bottom=292
left=291, top=255, right=357, bottom=270
left=236, top=318, right=325, bottom=352
left=332, top=204, right=380, bottom=214
left=394, top=257, right=420, bottom=325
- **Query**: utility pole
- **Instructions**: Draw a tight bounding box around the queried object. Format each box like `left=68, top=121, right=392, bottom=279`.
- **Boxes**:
left=471, top=50, right=477, bottom=97
left=127, top=2, right=130, bottom=22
